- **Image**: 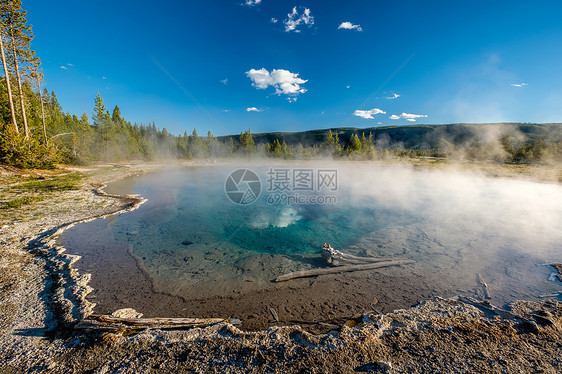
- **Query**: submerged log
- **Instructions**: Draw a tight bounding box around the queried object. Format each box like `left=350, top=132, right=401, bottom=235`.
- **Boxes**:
left=275, top=259, right=415, bottom=282
left=75, top=315, right=240, bottom=332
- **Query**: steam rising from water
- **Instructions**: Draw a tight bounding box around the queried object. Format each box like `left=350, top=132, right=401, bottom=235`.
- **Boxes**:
left=250, top=207, right=302, bottom=229
left=75, top=161, right=561, bottom=304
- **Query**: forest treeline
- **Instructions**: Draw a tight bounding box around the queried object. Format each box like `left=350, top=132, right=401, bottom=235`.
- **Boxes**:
left=1, top=1, right=561, bottom=169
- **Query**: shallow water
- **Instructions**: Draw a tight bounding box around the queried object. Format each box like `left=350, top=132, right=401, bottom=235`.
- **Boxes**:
left=61, top=162, right=562, bottom=321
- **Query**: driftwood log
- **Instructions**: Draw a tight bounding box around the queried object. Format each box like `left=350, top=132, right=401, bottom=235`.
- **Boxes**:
left=476, top=273, right=491, bottom=299
left=321, top=245, right=406, bottom=266
left=275, top=259, right=415, bottom=282
left=75, top=315, right=239, bottom=332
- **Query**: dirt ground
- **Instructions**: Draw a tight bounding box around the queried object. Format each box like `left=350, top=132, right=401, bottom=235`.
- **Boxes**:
left=0, top=161, right=561, bottom=373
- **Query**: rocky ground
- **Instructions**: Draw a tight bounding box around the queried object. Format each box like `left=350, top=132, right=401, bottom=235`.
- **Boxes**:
left=0, top=161, right=561, bottom=373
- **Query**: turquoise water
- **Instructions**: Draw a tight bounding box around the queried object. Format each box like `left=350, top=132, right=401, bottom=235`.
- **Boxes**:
left=64, top=163, right=562, bottom=302
left=107, top=165, right=414, bottom=256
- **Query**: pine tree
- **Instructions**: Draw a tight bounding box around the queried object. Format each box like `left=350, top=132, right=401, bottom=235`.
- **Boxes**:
left=270, top=138, right=282, bottom=157
left=322, top=129, right=341, bottom=156
left=239, top=129, right=255, bottom=155
left=361, top=132, right=367, bottom=149
left=0, top=1, right=17, bottom=133
left=93, top=92, right=107, bottom=124
left=112, top=105, right=122, bottom=122
left=349, top=133, right=362, bottom=153
left=2, top=0, right=37, bottom=138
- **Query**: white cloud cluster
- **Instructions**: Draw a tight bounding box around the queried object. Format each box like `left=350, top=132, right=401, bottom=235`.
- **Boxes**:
left=338, top=21, right=362, bottom=32
left=353, top=108, right=386, bottom=119
left=220, top=78, right=228, bottom=85
left=271, top=17, right=278, bottom=23
left=246, top=68, right=308, bottom=99
left=284, top=7, right=314, bottom=33
left=385, top=93, right=400, bottom=99
left=390, top=113, right=428, bottom=122
left=247, top=107, right=262, bottom=112
left=244, top=0, right=261, bottom=6
left=511, top=83, right=528, bottom=87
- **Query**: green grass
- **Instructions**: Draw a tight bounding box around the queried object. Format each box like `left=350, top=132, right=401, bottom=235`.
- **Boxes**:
left=1, top=195, right=44, bottom=210
left=17, top=172, right=83, bottom=192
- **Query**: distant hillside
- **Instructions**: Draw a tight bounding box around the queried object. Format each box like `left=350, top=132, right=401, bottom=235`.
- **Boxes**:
left=219, top=123, right=562, bottom=149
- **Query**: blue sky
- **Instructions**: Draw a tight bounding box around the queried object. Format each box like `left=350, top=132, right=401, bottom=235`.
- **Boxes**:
left=26, top=0, right=562, bottom=136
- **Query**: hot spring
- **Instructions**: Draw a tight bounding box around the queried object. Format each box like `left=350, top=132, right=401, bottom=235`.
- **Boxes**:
left=61, top=162, right=562, bottom=329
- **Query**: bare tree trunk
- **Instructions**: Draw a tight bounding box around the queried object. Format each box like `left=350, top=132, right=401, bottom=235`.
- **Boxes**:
left=12, top=45, right=28, bottom=138
left=0, top=33, right=18, bottom=133
left=39, top=86, right=47, bottom=144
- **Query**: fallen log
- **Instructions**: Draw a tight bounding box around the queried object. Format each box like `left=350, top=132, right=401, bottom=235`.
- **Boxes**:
left=275, top=259, right=415, bottom=282
left=476, top=273, right=491, bottom=299
left=321, top=244, right=406, bottom=266
left=456, top=296, right=543, bottom=332
left=75, top=315, right=239, bottom=332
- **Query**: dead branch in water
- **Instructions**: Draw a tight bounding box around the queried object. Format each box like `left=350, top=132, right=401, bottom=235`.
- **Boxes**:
left=275, top=259, right=415, bottom=282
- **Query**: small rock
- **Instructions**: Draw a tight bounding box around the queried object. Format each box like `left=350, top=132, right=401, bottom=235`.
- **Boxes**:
left=111, top=308, right=143, bottom=319
left=355, top=360, right=392, bottom=372
left=181, top=240, right=194, bottom=246
left=518, top=320, right=539, bottom=334
left=98, top=332, right=120, bottom=346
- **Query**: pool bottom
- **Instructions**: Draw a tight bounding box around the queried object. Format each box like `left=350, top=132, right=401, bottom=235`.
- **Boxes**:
left=60, top=217, right=561, bottom=332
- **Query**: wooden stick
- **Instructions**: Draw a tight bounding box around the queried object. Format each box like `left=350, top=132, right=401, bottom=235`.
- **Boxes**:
left=75, top=315, right=238, bottom=331
left=458, top=296, right=522, bottom=322
left=338, top=254, right=408, bottom=264
left=275, top=259, right=415, bottom=282
left=476, top=273, right=491, bottom=299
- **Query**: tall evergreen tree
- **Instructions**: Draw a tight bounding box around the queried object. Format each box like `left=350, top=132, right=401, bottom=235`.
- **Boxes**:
left=239, top=129, right=255, bottom=154
left=2, top=0, right=37, bottom=138
left=93, top=92, right=107, bottom=123
left=0, top=1, right=17, bottom=133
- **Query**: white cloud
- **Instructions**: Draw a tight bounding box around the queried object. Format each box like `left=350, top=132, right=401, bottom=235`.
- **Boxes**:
left=247, top=107, right=262, bottom=112
left=220, top=78, right=228, bottom=85
left=390, top=113, right=428, bottom=122
left=338, top=21, right=362, bottom=32
left=60, top=66, right=68, bottom=70
left=401, top=113, right=428, bottom=120
left=385, top=93, right=400, bottom=99
left=67, top=63, right=74, bottom=67
left=511, top=83, right=528, bottom=87
left=284, top=7, right=314, bottom=33
left=271, top=17, right=278, bottom=23
left=102, top=76, right=107, bottom=80
left=353, top=108, right=386, bottom=119
left=244, top=0, right=261, bottom=6
left=246, top=68, right=308, bottom=99
left=346, top=85, right=350, bottom=89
